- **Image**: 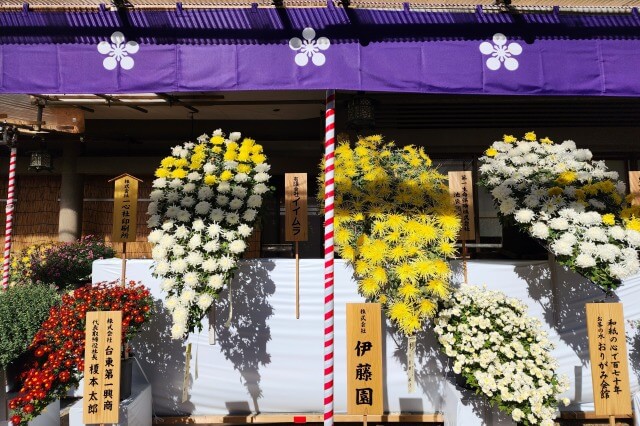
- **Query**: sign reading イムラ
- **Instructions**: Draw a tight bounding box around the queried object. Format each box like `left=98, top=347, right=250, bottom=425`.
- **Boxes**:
left=83, top=311, right=122, bottom=424
left=285, top=173, right=308, bottom=242
left=448, top=171, right=475, bottom=241
left=110, top=173, right=140, bottom=243
left=346, top=303, right=383, bottom=415
left=585, top=303, right=632, bottom=417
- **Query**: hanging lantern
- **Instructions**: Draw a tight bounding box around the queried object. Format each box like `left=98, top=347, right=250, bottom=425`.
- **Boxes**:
left=28, top=145, right=52, bottom=172
left=346, top=94, right=375, bottom=130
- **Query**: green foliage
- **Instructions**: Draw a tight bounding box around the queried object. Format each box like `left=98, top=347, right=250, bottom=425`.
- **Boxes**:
left=0, top=284, right=59, bottom=369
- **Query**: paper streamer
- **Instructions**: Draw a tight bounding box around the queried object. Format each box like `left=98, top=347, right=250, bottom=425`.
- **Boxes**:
left=323, top=89, right=336, bottom=426
left=181, top=343, right=192, bottom=403
left=407, top=335, right=417, bottom=393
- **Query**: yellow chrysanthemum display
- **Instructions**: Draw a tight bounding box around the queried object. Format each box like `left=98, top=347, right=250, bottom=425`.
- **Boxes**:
left=320, top=135, right=461, bottom=336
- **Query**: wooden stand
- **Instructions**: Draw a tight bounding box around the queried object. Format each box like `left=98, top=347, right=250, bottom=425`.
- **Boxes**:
left=609, top=415, right=615, bottom=426
left=461, top=239, right=468, bottom=284
left=121, top=241, right=127, bottom=286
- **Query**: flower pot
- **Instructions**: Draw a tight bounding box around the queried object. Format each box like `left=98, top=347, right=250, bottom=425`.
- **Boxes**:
left=120, top=357, right=134, bottom=401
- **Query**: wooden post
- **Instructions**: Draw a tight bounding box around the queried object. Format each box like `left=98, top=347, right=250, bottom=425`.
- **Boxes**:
left=109, top=174, right=141, bottom=286
left=285, top=173, right=308, bottom=319
left=609, top=415, right=615, bottom=426
left=461, top=239, right=468, bottom=284
left=295, top=241, right=300, bottom=319
left=121, top=242, right=127, bottom=287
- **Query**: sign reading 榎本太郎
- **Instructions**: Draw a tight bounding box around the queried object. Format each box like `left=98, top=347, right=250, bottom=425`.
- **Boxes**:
left=83, top=311, right=122, bottom=424
left=111, top=174, right=140, bottom=243
left=346, top=303, right=383, bottom=415
left=629, top=171, right=640, bottom=206
left=448, top=171, right=475, bottom=241
left=285, top=173, right=308, bottom=242
left=585, top=303, right=632, bottom=416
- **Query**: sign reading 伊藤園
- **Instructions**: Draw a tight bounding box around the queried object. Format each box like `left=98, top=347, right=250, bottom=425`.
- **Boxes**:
left=83, top=311, right=122, bottom=424
left=585, top=303, right=632, bottom=417
left=346, top=303, right=383, bottom=415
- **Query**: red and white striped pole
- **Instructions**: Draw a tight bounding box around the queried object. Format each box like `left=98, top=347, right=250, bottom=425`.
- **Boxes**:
left=2, top=146, right=17, bottom=289
left=323, top=89, right=336, bottom=426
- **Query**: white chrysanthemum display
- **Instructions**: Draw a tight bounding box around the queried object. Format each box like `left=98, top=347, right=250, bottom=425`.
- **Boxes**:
left=148, top=130, right=270, bottom=339
left=434, top=285, right=569, bottom=426
left=479, top=132, right=640, bottom=292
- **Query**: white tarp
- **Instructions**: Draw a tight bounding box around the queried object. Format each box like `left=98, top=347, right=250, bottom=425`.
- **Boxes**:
left=93, top=258, right=640, bottom=422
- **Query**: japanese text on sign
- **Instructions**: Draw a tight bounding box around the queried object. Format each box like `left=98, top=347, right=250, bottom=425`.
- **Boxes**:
left=111, top=174, right=139, bottom=243
left=586, top=303, right=632, bottom=416
left=285, top=173, right=308, bottom=242
left=448, top=171, right=475, bottom=241
left=346, top=303, right=383, bottom=415
left=83, top=311, right=122, bottom=424
left=629, top=171, right=640, bottom=206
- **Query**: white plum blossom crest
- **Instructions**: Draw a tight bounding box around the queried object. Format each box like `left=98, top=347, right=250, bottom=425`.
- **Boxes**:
left=479, top=33, right=522, bottom=71
left=97, top=31, right=140, bottom=71
left=289, top=27, right=330, bottom=67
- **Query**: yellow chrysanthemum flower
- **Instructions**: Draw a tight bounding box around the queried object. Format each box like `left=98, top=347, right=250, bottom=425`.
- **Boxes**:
left=224, top=150, right=238, bottom=161
left=438, top=241, right=456, bottom=256
left=175, top=158, right=188, bottom=168
left=237, top=164, right=252, bottom=174
left=399, top=283, right=420, bottom=300
left=210, top=135, right=224, bottom=145
left=359, top=278, right=380, bottom=297
left=426, top=279, right=449, bottom=298
left=335, top=227, right=353, bottom=246
left=556, top=171, right=577, bottom=185
left=395, top=262, right=417, bottom=283
left=204, top=175, right=217, bottom=185
left=160, top=156, right=175, bottom=168
left=371, top=266, right=387, bottom=285
left=485, top=148, right=498, bottom=157
left=626, top=218, right=640, bottom=232
left=547, top=187, right=563, bottom=196
left=503, top=135, right=517, bottom=143
left=418, top=299, right=436, bottom=317
left=220, top=170, right=233, bottom=181
left=154, top=168, right=170, bottom=178
left=602, top=214, right=615, bottom=226
left=437, top=214, right=460, bottom=232
left=540, top=137, right=553, bottom=144
left=524, top=131, right=537, bottom=141
left=340, top=246, right=355, bottom=262
left=252, top=154, right=266, bottom=164
left=171, top=168, right=187, bottom=179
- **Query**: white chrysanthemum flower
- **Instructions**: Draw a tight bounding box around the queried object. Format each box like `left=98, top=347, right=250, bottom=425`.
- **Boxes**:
left=147, top=215, right=161, bottom=228
left=184, top=272, right=199, bottom=287
left=616, top=181, right=627, bottom=194
left=182, top=182, right=196, bottom=194
left=197, top=293, right=214, bottom=311
left=193, top=219, right=205, bottom=232
left=216, top=195, right=229, bottom=206
left=164, top=295, right=179, bottom=309
left=232, top=186, right=248, bottom=199
left=169, top=178, right=183, bottom=189
left=551, top=239, right=573, bottom=256
left=197, top=133, right=209, bottom=143
left=150, top=189, right=164, bottom=202
left=530, top=223, right=549, bottom=240
left=171, top=145, right=182, bottom=156
left=218, top=255, right=235, bottom=271
left=180, top=288, right=197, bottom=304
left=166, top=205, right=180, bottom=218
left=588, top=199, right=606, bottom=210
left=152, top=245, right=168, bottom=261
left=203, top=163, right=216, bottom=174
left=207, top=223, right=222, bottom=238
left=229, top=132, right=241, bottom=141
left=229, top=240, right=247, bottom=254
left=161, top=221, right=174, bottom=231
left=171, top=323, right=186, bottom=340
left=172, top=258, right=188, bottom=273
left=247, top=194, right=263, bottom=209
left=181, top=196, right=196, bottom=208
left=187, top=172, right=202, bottom=181
left=627, top=230, right=640, bottom=247
left=198, top=186, right=213, bottom=200
left=243, top=209, right=258, bottom=222
left=229, top=198, right=243, bottom=210
left=195, top=201, right=212, bottom=215
left=584, top=227, right=608, bottom=242
left=609, top=226, right=626, bottom=240
left=575, top=253, right=596, bottom=268
left=238, top=224, right=253, bottom=237
left=597, top=244, right=620, bottom=262
left=217, top=181, right=231, bottom=193
left=548, top=217, right=569, bottom=231
left=186, top=251, right=203, bottom=266
left=254, top=172, right=270, bottom=183
left=155, top=260, right=170, bottom=275
left=173, top=245, right=185, bottom=257
left=253, top=183, right=269, bottom=195
left=148, top=229, right=164, bottom=244
left=159, top=234, right=176, bottom=248
left=224, top=161, right=239, bottom=171
left=254, top=163, right=271, bottom=173
left=499, top=198, right=517, bottom=215
left=524, top=195, right=540, bottom=208
left=234, top=173, right=249, bottom=183
left=514, top=209, right=535, bottom=224
left=188, top=234, right=202, bottom=250
left=226, top=212, right=240, bottom=225
left=177, top=209, right=191, bottom=223
left=210, top=209, right=225, bottom=222
left=204, top=240, right=220, bottom=253
left=174, top=225, right=188, bottom=239
left=202, top=258, right=218, bottom=272
left=184, top=142, right=195, bottom=150
left=212, top=128, right=223, bottom=136
left=223, top=230, right=237, bottom=241
left=208, top=274, right=225, bottom=289
left=152, top=178, right=168, bottom=189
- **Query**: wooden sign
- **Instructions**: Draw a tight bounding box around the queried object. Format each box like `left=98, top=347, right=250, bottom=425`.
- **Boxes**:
left=346, top=303, right=383, bottom=415
left=83, top=311, right=122, bottom=424
left=448, top=171, right=475, bottom=241
left=629, top=171, right=640, bottom=206
left=585, top=303, right=632, bottom=417
left=284, top=173, right=308, bottom=242
left=110, top=174, right=140, bottom=243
